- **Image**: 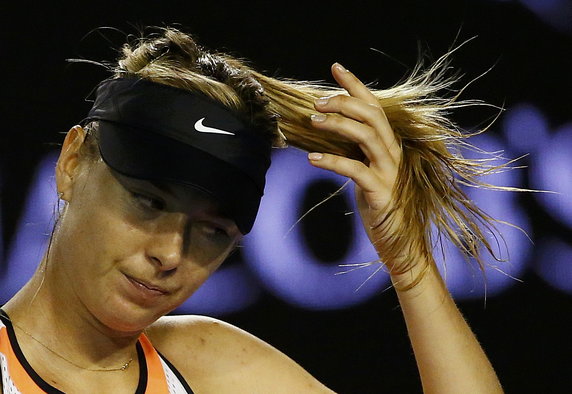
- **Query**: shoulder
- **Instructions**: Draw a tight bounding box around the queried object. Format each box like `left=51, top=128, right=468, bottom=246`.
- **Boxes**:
left=145, top=315, right=334, bottom=394
left=146, top=315, right=263, bottom=369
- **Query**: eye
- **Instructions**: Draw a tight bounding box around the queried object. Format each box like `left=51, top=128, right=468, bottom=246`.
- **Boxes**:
left=199, top=222, right=231, bottom=242
left=205, top=224, right=229, bottom=238
left=131, top=192, right=165, bottom=211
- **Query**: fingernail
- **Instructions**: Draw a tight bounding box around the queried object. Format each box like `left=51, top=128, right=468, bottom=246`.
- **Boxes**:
left=308, top=152, right=323, bottom=161
left=315, top=97, right=329, bottom=106
left=334, top=62, right=348, bottom=72
left=310, top=113, right=327, bottom=122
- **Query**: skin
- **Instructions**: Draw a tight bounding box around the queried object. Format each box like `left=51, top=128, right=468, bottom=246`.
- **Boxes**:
left=1, top=63, right=503, bottom=393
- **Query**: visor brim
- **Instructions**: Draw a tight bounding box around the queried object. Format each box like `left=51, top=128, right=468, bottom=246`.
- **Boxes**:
left=97, top=121, right=261, bottom=234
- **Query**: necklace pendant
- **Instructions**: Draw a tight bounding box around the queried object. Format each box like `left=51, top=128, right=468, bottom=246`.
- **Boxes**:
left=121, top=358, right=133, bottom=371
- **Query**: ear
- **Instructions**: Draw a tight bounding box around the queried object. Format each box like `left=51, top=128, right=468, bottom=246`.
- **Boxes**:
left=56, top=125, right=87, bottom=201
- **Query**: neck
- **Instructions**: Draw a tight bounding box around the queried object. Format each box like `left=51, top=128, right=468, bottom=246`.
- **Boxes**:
left=3, top=254, right=140, bottom=371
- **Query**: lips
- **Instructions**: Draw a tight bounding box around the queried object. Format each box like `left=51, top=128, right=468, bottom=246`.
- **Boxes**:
left=124, top=275, right=170, bottom=298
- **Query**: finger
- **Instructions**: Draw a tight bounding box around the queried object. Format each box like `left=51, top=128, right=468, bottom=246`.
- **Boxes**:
left=314, top=95, right=401, bottom=163
left=328, top=64, right=402, bottom=159
left=331, top=63, right=379, bottom=106
left=307, top=152, right=392, bottom=196
left=310, top=113, right=398, bottom=169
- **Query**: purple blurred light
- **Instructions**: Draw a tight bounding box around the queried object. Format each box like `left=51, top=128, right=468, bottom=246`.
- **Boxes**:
left=531, top=123, right=572, bottom=227
left=519, top=0, right=572, bottom=34
left=536, top=238, right=572, bottom=293
left=503, top=103, right=549, bottom=155
left=0, top=153, right=59, bottom=302
left=244, top=148, right=389, bottom=310
left=489, top=0, right=572, bottom=34
left=174, top=263, right=262, bottom=316
left=434, top=134, right=531, bottom=299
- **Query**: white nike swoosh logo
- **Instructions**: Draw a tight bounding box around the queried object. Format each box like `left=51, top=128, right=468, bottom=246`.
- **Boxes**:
left=194, top=118, right=235, bottom=136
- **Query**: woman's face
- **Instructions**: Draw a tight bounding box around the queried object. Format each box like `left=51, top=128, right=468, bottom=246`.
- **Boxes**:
left=54, top=128, right=242, bottom=333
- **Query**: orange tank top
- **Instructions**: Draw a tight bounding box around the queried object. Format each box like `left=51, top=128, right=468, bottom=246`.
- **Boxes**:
left=0, top=310, right=194, bottom=393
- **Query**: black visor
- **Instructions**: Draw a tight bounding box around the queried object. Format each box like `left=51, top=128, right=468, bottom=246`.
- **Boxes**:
left=81, top=77, right=273, bottom=234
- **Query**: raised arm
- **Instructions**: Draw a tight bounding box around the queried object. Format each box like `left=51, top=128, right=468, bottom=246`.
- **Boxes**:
left=307, top=62, right=503, bottom=393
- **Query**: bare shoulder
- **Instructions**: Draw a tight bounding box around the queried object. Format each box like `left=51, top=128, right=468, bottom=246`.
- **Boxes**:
left=146, top=315, right=334, bottom=394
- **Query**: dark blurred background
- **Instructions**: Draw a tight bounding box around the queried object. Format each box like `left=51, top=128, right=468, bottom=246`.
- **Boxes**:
left=1, top=0, right=572, bottom=392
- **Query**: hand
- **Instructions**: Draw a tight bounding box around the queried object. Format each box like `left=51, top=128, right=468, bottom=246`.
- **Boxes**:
left=308, top=62, right=407, bottom=271
left=309, top=65, right=504, bottom=393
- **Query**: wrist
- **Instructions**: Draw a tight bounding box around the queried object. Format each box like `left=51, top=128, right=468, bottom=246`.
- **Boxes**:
left=389, top=257, right=444, bottom=294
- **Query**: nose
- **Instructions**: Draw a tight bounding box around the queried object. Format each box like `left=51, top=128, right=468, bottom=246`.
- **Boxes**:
left=146, top=212, right=188, bottom=271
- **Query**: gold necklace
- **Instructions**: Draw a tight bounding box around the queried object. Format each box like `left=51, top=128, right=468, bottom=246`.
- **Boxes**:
left=12, top=322, right=134, bottom=372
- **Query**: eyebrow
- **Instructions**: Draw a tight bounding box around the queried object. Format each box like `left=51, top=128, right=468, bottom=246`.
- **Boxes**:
left=148, top=179, right=238, bottom=227
left=147, top=179, right=175, bottom=197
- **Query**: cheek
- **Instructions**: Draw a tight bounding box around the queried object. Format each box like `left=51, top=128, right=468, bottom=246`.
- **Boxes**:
left=58, top=198, right=146, bottom=277
left=172, top=256, right=227, bottom=303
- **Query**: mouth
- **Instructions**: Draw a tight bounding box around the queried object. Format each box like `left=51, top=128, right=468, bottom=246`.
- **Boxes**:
left=125, top=275, right=170, bottom=297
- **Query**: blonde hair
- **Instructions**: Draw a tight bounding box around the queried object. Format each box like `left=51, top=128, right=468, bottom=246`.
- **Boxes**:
left=77, top=26, right=519, bottom=290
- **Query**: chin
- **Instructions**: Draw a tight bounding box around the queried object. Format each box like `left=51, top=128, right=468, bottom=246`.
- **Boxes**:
left=91, top=296, right=173, bottom=335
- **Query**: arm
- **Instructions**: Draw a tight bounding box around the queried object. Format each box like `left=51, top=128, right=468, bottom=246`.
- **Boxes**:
left=148, top=315, right=335, bottom=394
left=308, top=62, right=503, bottom=393
left=391, top=260, right=502, bottom=393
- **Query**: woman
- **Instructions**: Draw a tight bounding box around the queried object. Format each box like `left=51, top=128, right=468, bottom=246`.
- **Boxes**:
left=0, top=27, right=505, bottom=393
